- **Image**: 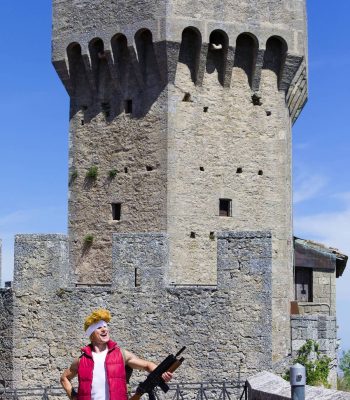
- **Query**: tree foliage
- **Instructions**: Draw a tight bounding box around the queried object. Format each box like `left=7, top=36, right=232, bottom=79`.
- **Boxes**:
left=284, top=339, right=331, bottom=387
left=338, top=350, right=350, bottom=391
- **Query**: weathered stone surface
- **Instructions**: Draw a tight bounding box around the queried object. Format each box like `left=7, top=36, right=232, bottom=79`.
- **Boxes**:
left=0, top=232, right=272, bottom=388
left=247, top=371, right=350, bottom=400
left=0, top=288, right=13, bottom=388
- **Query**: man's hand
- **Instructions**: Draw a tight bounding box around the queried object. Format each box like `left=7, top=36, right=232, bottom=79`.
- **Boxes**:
left=161, top=371, right=173, bottom=383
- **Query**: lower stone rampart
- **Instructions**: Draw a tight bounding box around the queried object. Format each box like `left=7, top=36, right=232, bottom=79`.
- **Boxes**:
left=0, top=231, right=272, bottom=388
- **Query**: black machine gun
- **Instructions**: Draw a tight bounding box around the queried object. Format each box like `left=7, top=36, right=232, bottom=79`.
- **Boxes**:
left=130, top=347, right=186, bottom=400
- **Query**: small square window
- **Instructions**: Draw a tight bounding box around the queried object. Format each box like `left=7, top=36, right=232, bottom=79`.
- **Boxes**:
left=125, top=99, right=133, bottom=114
left=219, top=199, right=232, bottom=217
left=112, top=203, right=121, bottom=221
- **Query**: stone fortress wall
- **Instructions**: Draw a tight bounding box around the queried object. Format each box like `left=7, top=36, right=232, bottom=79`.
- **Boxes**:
left=0, top=231, right=272, bottom=388
left=52, top=0, right=307, bottom=367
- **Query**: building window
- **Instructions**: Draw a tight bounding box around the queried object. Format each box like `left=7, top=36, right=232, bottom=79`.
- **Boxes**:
left=295, top=267, right=313, bottom=302
left=112, top=203, right=121, bottom=221
left=125, top=99, right=132, bottom=114
left=219, top=199, right=232, bottom=217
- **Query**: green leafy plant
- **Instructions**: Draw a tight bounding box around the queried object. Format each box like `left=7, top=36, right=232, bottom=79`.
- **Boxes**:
left=83, top=234, right=94, bottom=246
left=86, top=166, right=98, bottom=180
left=109, top=169, right=117, bottom=179
left=284, top=339, right=331, bottom=387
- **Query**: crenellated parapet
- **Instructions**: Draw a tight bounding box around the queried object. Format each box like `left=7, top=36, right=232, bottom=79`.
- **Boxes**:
left=53, top=24, right=307, bottom=124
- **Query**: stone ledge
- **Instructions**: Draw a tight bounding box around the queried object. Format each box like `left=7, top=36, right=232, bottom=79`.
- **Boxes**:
left=247, top=371, right=350, bottom=400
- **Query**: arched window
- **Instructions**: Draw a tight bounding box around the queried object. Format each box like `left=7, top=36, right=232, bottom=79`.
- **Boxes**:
left=234, top=33, right=258, bottom=88
left=206, top=30, right=229, bottom=86
left=67, top=42, right=87, bottom=98
left=178, top=27, right=202, bottom=84
left=111, top=34, right=129, bottom=80
left=134, top=29, right=157, bottom=84
left=88, top=38, right=105, bottom=72
left=263, top=36, right=287, bottom=84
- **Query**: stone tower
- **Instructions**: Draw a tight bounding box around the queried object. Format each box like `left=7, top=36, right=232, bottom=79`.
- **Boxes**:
left=52, top=0, right=307, bottom=367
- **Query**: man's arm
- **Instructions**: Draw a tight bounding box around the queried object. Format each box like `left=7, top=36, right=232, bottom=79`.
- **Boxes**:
left=124, top=350, right=172, bottom=381
left=60, top=358, right=79, bottom=400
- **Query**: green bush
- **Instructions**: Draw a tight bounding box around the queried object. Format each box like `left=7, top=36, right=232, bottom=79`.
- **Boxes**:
left=109, top=169, right=117, bottom=179
left=86, top=166, right=98, bottom=180
left=83, top=234, right=94, bottom=246
left=338, top=350, right=350, bottom=391
left=284, top=339, right=331, bottom=387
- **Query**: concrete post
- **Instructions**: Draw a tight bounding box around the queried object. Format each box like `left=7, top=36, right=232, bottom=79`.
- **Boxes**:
left=290, top=363, right=306, bottom=400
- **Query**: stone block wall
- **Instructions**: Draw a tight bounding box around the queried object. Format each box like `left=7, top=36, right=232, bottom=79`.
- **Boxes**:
left=247, top=371, right=350, bottom=400
left=0, top=231, right=272, bottom=388
left=0, top=288, right=13, bottom=389
left=291, top=315, right=338, bottom=387
left=312, top=269, right=336, bottom=316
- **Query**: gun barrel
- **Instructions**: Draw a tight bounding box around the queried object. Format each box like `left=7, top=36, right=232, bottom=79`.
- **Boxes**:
left=175, top=346, right=186, bottom=358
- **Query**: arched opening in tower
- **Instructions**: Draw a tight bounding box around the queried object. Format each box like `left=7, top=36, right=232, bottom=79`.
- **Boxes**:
left=111, top=34, right=129, bottom=85
left=88, top=38, right=112, bottom=102
left=134, top=29, right=159, bottom=87
left=263, top=36, right=287, bottom=88
left=67, top=42, right=91, bottom=105
left=234, top=33, right=258, bottom=88
left=206, top=30, right=228, bottom=86
left=178, top=27, right=202, bottom=85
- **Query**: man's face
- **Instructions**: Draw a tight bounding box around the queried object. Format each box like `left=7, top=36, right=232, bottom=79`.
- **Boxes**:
left=90, top=325, right=110, bottom=345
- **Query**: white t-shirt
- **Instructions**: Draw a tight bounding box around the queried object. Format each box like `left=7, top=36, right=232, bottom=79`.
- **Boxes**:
left=91, top=349, right=109, bottom=400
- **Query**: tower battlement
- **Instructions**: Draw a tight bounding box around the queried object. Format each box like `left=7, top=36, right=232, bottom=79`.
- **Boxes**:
left=54, top=21, right=307, bottom=122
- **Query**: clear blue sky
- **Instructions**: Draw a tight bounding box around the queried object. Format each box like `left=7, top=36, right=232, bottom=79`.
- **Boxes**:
left=0, top=1, right=349, bottom=352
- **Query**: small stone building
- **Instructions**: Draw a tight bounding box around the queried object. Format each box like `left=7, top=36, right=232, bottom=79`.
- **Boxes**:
left=291, top=237, right=348, bottom=385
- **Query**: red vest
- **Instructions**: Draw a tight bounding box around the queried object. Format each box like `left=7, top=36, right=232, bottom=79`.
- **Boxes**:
left=77, top=340, right=128, bottom=400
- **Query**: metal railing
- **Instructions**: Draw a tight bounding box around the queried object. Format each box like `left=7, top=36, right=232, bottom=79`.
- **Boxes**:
left=0, top=382, right=247, bottom=400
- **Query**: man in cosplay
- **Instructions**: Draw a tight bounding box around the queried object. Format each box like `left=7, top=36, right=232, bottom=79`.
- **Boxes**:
left=60, top=309, right=173, bottom=400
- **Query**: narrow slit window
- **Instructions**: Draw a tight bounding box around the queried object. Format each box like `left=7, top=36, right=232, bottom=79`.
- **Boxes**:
left=101, top=102, right=110, bottom=118
left=135, top=268, right=141, bottom=287
left=112, top=203, right=121, bottom=221
left=125, top=99, right=133, bottom=114
left=219, top=199, right=232, bottom=217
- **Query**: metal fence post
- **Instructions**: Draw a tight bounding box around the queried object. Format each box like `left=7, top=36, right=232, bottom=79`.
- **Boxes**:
left=290, top=363, right=306, bottom=400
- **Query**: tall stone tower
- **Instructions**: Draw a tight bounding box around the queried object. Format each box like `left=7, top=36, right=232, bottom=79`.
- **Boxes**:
left=52, top=0, right=307, bottom=366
